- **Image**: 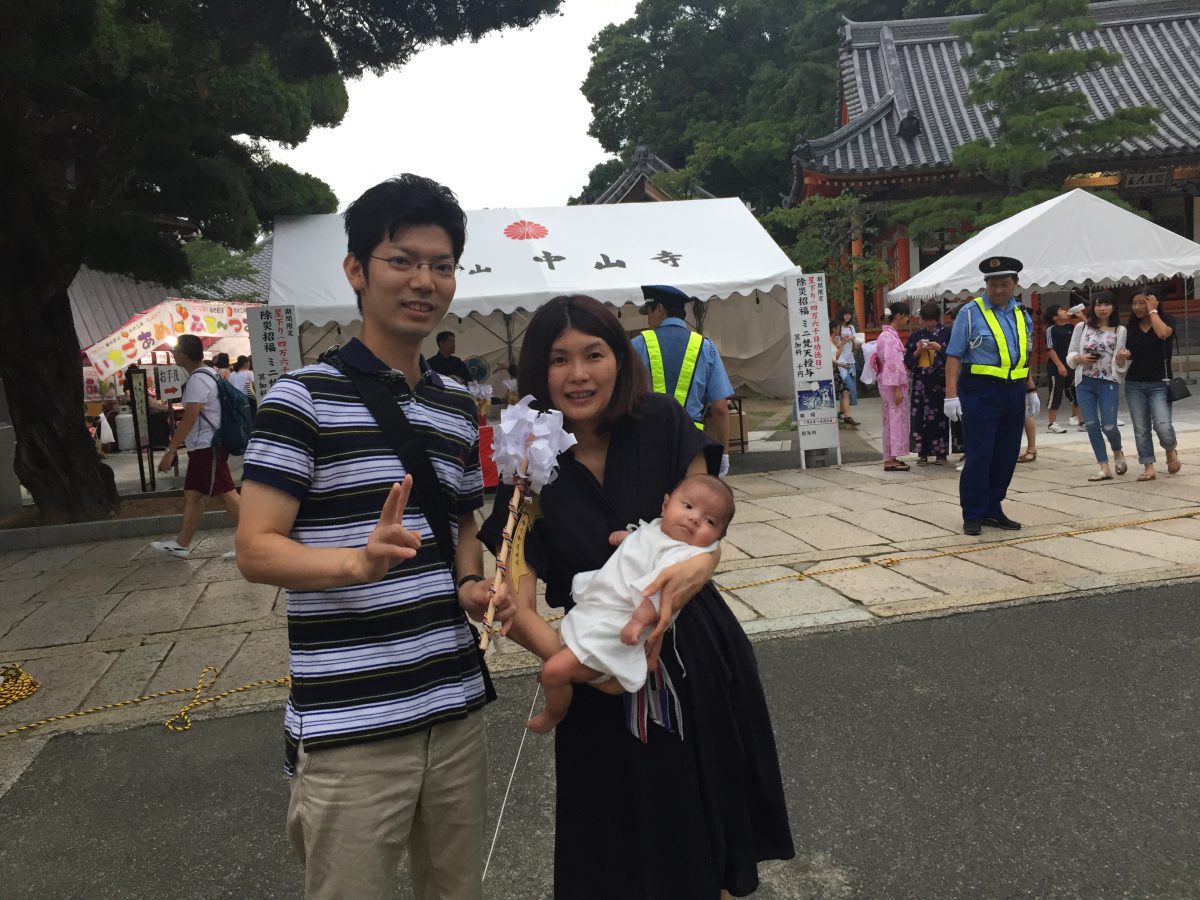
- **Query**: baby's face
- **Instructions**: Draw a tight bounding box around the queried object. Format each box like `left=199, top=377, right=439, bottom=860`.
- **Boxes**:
left=660, top=484, right=729, bottom=547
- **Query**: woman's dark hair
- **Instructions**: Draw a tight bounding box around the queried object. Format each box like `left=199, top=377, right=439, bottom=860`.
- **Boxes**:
left=835, top=304, right=855, bottom=324
left=213, top=352, right=230, bottom=369
left=342, top=174, right=467, bottom=311
left=518, top=295, right=646, bottom=431
left=1126, top=286, right=1163, bottom=328
left=233, top=355, right=249, bottom=371
left=1042, top=304, right=1063, bottom=326
left=884, top=301, right=910, bottom=321
left=918, top=302, right=940, bottom=322
left=1087, top=291, right=1119, bottom=328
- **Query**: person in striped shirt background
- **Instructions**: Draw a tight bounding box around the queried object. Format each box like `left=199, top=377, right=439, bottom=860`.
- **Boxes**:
left=236, top=175, right=513, bottom=900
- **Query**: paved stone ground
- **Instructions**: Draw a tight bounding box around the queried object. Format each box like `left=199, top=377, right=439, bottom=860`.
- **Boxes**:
left=4, top=395, right=1200, bottom=794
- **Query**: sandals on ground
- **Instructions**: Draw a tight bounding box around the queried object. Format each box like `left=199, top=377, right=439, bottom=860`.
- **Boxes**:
left=917, top=457, right=928, bottom=466
left=1017, top=450, right=1037, bottom=463
left=1137, top=471, right=1156, bottom=482
left=1088, top=471, right=1113, bottom=482
left=1167, top=450, right=1182, bottom=475
left=1114, top=455, right=1128, bottom=476
left=884, top=462, right=911, bottom=471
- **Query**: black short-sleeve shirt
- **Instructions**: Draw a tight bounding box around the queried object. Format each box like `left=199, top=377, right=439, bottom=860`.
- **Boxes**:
left=1125, top=314, right=1175, bottom=382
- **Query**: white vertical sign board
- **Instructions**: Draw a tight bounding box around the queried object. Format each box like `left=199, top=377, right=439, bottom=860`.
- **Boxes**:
left=248, top=305, right=299, bottom=400
left=786, top=271, right=841, bottom=468
left=153, top=365, right=188, bottom=403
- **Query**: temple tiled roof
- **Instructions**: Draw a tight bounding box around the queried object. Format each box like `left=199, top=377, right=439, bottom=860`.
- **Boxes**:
left=795, top=0, right=1200, bottom=177
left=595, top=144, right=716, bottom=204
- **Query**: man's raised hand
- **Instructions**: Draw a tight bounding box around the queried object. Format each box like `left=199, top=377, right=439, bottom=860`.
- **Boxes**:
left=355, top=477, right=423, bottom=583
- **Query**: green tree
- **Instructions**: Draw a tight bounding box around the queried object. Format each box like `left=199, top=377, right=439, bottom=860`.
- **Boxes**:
left=760, top=192, right=892, bottom=306
left=1, top=0, right=560, bottom=522
left=576, top=0, right=912, bottom=210
left=889, top=0, right=1159, bottom=242
left=183, top=240, right=265, bottom=302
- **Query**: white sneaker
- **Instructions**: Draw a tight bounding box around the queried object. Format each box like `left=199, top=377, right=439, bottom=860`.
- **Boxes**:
left=221, top=550, right=237, bottom=560
left=1117, top=419, right=1125, bottom=426
left=150, top=540, right=191, bottom=559
left=1077, top=423, right=1088, bottom=431
left=955, top=460, right=966, bottom=471
left=1047, top=423, right=1068, bottom=434
left=1069, top=416, right=1079, bottom=426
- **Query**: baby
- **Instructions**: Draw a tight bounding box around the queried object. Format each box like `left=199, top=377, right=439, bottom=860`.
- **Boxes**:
left=525, top=473, right=735, bottom=734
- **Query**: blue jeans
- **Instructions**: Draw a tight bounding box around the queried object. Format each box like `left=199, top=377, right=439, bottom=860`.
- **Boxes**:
left=839, top=363, right=858, bottom=405
left=1075, top=376, right=1122, bottom=463
left=1124, top=380, right=1177, bottom=464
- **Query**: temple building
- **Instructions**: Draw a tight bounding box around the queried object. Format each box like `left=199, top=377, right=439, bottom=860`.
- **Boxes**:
left=593, top=144, right=716, bottom=204
left=788, top=0, right=1200, bottom=324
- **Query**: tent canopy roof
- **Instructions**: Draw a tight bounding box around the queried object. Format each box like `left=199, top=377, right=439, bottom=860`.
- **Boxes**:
left=888, top=189, right=1200, bottom=301
left=270, top=198, right=797, bottom=325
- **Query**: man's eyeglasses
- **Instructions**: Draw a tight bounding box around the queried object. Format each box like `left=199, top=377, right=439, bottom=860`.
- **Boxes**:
left=370, top=256, right=463, bottom=278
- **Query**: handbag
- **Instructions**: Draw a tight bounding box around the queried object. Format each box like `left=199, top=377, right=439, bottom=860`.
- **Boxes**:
left=333, top=350, right=496, bottom=699
left=1167, top=330, right=1191, bottom=402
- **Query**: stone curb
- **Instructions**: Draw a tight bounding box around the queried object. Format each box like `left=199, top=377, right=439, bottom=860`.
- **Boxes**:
left=0, top=509, right=231, bottom=552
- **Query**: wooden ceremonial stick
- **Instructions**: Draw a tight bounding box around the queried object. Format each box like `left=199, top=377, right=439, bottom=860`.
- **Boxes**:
left=479, top=462, right=529, bottom=651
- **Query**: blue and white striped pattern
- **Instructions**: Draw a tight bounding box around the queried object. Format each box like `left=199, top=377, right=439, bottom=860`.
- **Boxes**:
left=242, top=344, right=485, bottom=774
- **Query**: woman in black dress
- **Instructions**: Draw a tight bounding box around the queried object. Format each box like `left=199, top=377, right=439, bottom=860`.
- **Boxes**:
left=904, top=302, right=952, bottom=465
left=481, top=295, right=793, bottom=899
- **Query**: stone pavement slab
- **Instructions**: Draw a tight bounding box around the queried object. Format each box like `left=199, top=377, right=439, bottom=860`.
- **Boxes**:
left=715, top=565, right=855, bottom=618
left=111, top=559, right=206, bottom=593
left=0, top=594, right=123, bottom=651
left=806, top=556, right=943, bottom=606
left=724, top=501, right=784, bottom=523
left=886, top=554, right=1029, bottom=594
left=82, top=642, right=173, bottom=706
left=91, top=585, right=204, bottom=640
left=751, top=494, right=850, bottom=518
left=1, top=572, right=66, bottom=603
left=0, top=650, right=113, bottom=727
left=183, top=580, right=278, bottom=630
left=147, top=633, right=248, bottom=694
left=771, top=515, right=888, bottom=551
left=965, top=545, right=1092, bottom=585
left=29, top=569, right=129, bottom=603
left=1020, top=536, right=1164, bottom=576
left=724, top=522, right=814, bottom=557
left=831, top=508, right=956, bottom=542
left=1076, top=527, right=1200, bottom=565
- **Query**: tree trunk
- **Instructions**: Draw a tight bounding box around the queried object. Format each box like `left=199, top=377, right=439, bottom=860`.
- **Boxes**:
left=0, top=276, right=121, bottom=523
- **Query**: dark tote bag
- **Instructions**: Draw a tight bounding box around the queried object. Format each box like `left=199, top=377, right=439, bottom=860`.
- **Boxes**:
left=1167, top=331, right=1191, bottom=402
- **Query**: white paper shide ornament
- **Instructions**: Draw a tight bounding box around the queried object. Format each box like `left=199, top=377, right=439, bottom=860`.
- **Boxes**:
left=478, top=396, right=576, bottom=650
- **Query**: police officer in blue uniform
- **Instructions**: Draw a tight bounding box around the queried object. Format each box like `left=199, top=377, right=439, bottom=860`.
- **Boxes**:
left=631, top=284, right=735, bottom=476
left=943, top=257, right=1041, bottom=536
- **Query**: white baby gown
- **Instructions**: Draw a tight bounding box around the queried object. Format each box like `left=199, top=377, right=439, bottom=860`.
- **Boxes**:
left=560, top=518, right=719, bottom=693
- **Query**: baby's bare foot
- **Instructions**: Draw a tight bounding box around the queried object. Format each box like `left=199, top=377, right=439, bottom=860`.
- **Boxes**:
left=526, top=710, right=562, bottom=734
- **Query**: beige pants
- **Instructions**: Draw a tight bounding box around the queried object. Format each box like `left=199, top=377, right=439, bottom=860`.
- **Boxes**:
left=287, top=711, right=488, bottom=900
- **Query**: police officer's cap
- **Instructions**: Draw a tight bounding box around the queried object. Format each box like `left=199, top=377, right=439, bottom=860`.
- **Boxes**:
left=979, top=256, right=1023, bottom=279
left=639, top=284, right=692, bottom=315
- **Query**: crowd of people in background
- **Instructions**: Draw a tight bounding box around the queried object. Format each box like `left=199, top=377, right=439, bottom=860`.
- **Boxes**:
left=857, top=284, right=1182, bottom=486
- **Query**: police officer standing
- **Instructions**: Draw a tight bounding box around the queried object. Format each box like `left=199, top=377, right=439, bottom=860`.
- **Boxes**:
left=632, top=284, right=735, bottom=476
left=943, top=257, right=1040, bottom=535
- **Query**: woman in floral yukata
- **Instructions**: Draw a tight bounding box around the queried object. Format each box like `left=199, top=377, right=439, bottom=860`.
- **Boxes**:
left=876, top=300, right=912, bottom=471
left=904, top=301, right=952, bottom=465
left=480, top=295, right=793, bottom=899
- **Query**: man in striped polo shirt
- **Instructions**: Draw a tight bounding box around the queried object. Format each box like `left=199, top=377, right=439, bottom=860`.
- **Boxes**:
left=237, top=175, right=513, bottom=899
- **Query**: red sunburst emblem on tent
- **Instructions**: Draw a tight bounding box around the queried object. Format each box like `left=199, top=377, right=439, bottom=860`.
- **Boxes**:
left=503, top=220, right=549, bottom=240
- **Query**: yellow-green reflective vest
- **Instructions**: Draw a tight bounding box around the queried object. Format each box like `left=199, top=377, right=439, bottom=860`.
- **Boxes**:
left=968, top=297, right=1029, bottom=380
left=642, top=329, right=706, bottom=429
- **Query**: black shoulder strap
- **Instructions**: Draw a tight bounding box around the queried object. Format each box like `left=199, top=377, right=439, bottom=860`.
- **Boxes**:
left=341, top=365, right=457, bottom=571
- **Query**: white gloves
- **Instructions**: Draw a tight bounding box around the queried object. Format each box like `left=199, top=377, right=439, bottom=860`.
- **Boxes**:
left=719, top=454, right=730, bottom=478
left=1025, top=392, right=1041, bottom=417
left=943, top=397, right=962, bottom=422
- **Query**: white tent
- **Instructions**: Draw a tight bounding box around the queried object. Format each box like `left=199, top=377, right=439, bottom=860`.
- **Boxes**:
left=269, top=198, right=799, bottom=397
left=888, top=189, right=1200, bottom=302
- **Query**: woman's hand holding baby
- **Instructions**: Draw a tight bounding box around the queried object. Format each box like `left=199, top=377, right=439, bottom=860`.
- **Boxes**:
left=640, top=550, right=719, bottom=669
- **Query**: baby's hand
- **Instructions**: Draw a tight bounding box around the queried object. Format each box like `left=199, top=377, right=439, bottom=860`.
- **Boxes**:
left=608, top=530, right=630, bottom=546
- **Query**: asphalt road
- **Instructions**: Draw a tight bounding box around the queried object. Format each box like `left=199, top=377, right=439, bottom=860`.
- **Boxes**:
left=2, top=586, right=1198, bottom=899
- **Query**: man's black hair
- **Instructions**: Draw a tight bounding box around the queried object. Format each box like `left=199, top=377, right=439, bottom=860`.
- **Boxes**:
left=175, top=334, right=204, bottom=363
left=343, top=175, right=467, bottom=311
left=436, top=331, right=455, bottom=345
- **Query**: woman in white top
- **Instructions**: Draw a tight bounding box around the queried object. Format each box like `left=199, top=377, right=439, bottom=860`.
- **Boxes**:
left=228, top=355, right=257, bottom=414
left=831, top=304, right=861, bottom=426
left=1066, top=293, right=1131, bottom=481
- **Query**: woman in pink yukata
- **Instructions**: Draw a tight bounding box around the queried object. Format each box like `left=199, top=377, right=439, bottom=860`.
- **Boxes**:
left=877, top=300, right=912, bottom=471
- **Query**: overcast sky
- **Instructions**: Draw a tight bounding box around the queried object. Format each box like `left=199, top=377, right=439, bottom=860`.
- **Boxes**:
left=272, top=0, right=640, bottom=211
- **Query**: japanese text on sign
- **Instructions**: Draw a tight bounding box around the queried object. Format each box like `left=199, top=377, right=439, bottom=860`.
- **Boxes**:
left=248, top=305, right=298, bottom=400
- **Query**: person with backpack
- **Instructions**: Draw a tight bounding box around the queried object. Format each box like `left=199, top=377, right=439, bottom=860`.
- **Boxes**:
left=151, top=333, right=242, bottom=558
